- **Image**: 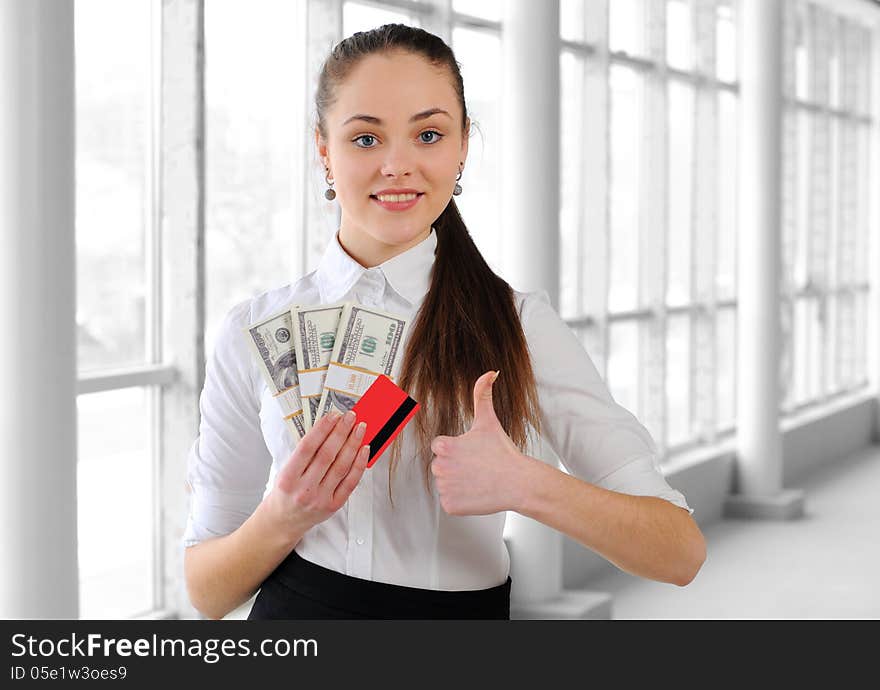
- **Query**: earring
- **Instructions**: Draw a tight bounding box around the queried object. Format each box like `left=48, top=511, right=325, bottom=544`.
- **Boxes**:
left=453, top=163, right=463, bottom=196
left=324, top=168, right=336, bottom=201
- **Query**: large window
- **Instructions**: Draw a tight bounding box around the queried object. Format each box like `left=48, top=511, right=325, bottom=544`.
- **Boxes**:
left=74, top=0, right=160, bottom=618
left=780, top=0, right=874, bottom=412
left=560, top=0, right=739, bottom=458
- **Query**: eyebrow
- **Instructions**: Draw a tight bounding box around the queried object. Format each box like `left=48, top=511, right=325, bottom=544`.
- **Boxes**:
left=342, top=108, right=452, bottom=127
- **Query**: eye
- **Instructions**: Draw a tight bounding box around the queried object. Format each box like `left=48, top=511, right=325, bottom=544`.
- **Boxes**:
left=420, top=130, right=444, bottom=144
left=352, top=134, right=377, bottom=148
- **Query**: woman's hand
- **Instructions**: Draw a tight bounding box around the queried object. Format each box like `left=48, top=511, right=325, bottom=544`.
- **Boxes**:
left=266, top=409, right=370, bottom=536
left=430, top=371, right=533, bottom=516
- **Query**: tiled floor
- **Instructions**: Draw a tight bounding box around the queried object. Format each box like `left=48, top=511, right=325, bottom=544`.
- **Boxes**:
left=590, top=445, right=880, bottom=619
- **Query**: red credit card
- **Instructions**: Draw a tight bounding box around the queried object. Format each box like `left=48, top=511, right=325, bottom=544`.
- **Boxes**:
left=351, top=375, right=420, bottom=468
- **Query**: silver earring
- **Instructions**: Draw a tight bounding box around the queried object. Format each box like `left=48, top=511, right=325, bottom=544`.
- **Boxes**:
left=453, top=164, right=463, bottom=196
left=324, top=168, right=336, bottom=201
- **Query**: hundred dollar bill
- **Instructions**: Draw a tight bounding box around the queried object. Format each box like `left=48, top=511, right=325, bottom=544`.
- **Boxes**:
left=291, top=301, right=347, bottom=432
left=242, top=306, right=306, bottom=441
left=315, top=302, right=410, bottom=421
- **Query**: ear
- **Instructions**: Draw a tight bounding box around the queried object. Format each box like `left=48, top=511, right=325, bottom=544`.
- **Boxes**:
left=315, top=128, right=329, bottom=167
left=461, top=117, right=470, bottom=163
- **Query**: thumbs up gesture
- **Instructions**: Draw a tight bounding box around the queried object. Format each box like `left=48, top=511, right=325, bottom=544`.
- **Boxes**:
left=430, top=371, right=532, bottom=516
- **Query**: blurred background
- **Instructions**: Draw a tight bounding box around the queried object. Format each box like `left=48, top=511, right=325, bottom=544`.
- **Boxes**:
left=1, top=0, right=878, bottom=619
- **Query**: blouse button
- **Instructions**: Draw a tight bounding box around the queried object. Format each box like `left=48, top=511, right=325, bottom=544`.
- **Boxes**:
left=356, top=537, right=365, bottom=545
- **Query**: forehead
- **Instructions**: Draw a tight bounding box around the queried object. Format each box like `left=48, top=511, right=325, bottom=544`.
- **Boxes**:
left=331, top=50, right=460, bottom=125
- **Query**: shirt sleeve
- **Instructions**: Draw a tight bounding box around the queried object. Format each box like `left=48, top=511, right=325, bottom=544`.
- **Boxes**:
left=519, top=289, right=693, bottom=515
left=182, top=298, right=276, bottom=547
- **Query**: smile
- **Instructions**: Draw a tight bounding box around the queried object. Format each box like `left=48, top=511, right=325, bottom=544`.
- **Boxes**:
left=370, top=193, right=424, bottom=211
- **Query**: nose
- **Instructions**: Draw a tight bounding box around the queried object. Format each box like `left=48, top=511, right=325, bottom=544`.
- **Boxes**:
left=379, top=140, right=414, bottom=179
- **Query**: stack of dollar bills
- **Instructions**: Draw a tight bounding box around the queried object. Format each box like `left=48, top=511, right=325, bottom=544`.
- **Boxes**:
left=243, top=302, right=411, bottom=441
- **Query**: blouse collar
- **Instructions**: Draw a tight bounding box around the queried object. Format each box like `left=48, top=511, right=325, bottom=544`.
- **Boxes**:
left=316, top=226, right=437, bottom=307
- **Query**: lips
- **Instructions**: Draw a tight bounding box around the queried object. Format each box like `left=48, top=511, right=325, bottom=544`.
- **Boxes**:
left=369, top=192, right=424, bottom=212
left=369, top=192, right=424, bottom=201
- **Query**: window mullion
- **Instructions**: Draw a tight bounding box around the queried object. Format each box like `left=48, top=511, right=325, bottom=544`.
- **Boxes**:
left=638, top=0, right=668, bottom=455
left=581, top=0, right=611, bottom=381
left=692, top=0, right=718, bottom=445
left=808, top=5, right=832, bottom=399
left=157, top=0, right=205, bottom=620
left=420, top=0, right=452, bottom=43
left=780, top=0, right=798, bottom=411
left=838, top=21, right=858, bottom=389
left=147, top=0, right=165, bottom=614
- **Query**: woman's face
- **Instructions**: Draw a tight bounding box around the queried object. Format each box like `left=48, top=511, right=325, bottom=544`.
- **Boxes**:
left=317, top=50, right=469, bottom=263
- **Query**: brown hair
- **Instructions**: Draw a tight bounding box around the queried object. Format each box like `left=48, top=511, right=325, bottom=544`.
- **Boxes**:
left=315, top=24, right=543, bottom=504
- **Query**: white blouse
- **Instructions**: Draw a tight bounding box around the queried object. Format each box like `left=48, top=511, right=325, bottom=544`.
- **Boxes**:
left=183, top=227, right=692, bottom=591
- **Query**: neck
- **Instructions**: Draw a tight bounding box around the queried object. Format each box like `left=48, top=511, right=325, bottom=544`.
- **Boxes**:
left=337, top=224, right=431, bottom=268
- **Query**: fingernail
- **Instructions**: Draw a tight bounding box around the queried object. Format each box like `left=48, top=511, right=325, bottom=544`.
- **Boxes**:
left=355, top=421, right=367, bottom=438
left=492, top=370, right=500, bottom=383
left=344, top=410, right=356, bottom=424
left=330, top=410, right=343, bottom=421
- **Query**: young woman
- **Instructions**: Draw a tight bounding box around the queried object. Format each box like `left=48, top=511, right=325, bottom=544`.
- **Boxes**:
left=183, top=24, right=706, bottom=620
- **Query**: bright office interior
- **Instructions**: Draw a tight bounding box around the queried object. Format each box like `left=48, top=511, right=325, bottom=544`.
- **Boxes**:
left=1, top=0, right=878, bottom=619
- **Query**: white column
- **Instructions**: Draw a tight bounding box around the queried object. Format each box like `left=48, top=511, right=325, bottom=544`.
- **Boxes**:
left=725, top=0, right=804, bottom=519
left=501, top=0, right=610, bottom=619
left=0, top=0, right=79, bottom=617
left=501, top=0, right=560, bottom=297
left=501, top=0, right=562, bottom=608
left=160, top=0, right=206, bottom=619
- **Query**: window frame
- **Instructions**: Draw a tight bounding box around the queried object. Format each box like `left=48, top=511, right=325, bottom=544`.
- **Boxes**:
left=560, top=0, right=741, bottom=460
left=74, top=0, right=169, bottom=619
left=780, top=0, right=875, bottom=416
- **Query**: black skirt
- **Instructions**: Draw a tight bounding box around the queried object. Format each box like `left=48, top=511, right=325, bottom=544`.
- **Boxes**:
left=247, top=548, right=511, bottom=620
